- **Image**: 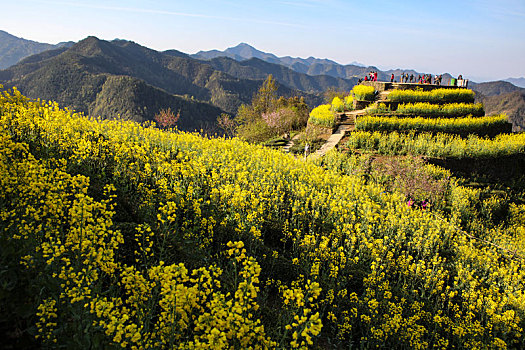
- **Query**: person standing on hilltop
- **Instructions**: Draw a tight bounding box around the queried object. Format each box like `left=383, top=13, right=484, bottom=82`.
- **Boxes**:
left=409, top=74, right=414, bottom=83
left=374, top=71, right=378, bottom=81
left=390, top=73, right=394, bottom=82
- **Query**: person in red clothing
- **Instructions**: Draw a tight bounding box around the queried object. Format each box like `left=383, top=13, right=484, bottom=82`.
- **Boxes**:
left=374, top=71, right=378, bottom=81
left=390, top=73, right=394, bottom=82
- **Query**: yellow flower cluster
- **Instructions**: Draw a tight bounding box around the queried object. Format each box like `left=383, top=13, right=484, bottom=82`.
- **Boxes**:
left=395, top=102, right=485, bottom=117
left=347, top=130, right=525, bottom=158
left=352, top=85, right=376, bottom=101
left=344, top=95, right=354, bottom=110
left=331, top=96, right=345, bottom=113
left=355, top=114, right=510, bottom=135
left=387, top=88, right=475, bottom=103
left=2, top=86, right=525, bottom=348
left=308, top=104, right=336, bottom=128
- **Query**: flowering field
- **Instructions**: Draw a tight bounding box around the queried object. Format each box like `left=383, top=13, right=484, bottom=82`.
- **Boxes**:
left=387, top=88, right=475, bottom=104
left=355, top=114, right=511, bottom=136
left=395, top=102, right=485, bottom=118
left=2, top=87, right=525, bottom=349
left=346, top=130, right=525, bottom=158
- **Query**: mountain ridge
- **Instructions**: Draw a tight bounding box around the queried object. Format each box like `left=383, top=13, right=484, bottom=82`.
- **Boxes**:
left=0, top=36, right=323, bottom=131
left=1, top=32, right=524, bottom=131
left=0, top=30, right=73, bottom=69
left=504, top=77, right=525, bottom=89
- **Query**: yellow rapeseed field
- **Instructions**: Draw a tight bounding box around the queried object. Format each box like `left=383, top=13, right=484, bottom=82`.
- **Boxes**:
left=1, top=87, right=525, bottom=349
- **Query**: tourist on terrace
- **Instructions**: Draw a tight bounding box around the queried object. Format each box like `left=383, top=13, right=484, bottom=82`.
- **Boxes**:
left=410, top=74, right=414, bottom=83
left=457, top=74, right=465, bottom=87
left=390, top=73, right=394, bottom=82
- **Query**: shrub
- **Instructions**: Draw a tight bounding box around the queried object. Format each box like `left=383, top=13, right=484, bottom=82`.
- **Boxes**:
left=331, top=97, right=345, bottom=113
left=347, top=130, right=525, bottom=158
left=387, top=88, right=475, bottom=103
left=355, top=115, right=510, bottom=136
left=395, top=102, right=485, bottom=117
left=308, top=104, right=336, bottom=128
left=344, top=95, right=354, bottom=110
left=352, top=85, right=376, bottom=101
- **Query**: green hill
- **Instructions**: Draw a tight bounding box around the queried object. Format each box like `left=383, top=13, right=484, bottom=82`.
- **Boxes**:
left=0, top=37, right=327, bottom=129
left=0, top=30, right=73, bottom=69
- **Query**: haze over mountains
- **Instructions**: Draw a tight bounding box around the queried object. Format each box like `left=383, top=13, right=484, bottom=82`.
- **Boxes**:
left=0, top=31, right=524, bottom=131
left=0, top=30, right=73, bottom=69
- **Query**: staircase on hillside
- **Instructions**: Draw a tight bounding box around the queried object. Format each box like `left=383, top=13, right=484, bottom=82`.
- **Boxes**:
left=313, top=81, right=463, bottom=157
left=315, top=111, right=362, bottom=156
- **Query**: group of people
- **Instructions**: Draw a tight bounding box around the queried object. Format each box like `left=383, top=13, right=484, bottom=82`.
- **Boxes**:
left=391, top=73, right=444, bottom=85
left=362, top=71, right=378, bottom=82
left=358, top=71, right=468, bottom=87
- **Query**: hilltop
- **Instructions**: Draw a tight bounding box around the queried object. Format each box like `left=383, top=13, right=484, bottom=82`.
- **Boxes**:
left=0, top=30, right=73, bottom=69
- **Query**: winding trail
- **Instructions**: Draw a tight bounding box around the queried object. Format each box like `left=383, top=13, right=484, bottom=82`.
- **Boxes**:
left=282, top=133, right=301, bottom=153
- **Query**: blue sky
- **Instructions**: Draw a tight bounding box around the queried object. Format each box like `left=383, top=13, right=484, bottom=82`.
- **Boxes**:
left=3, top=0, right=524, bottom=81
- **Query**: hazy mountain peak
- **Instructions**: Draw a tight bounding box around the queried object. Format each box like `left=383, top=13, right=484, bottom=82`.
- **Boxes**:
left=504, top=77, right=525, bottom=89
left=0, top=30, right=59, bottom=69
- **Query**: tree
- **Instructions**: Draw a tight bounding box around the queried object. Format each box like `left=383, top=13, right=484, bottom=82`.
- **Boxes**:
left=154, top=107, right=180, bottom=129
left=323, top=87, right=347, bottom=104
left=252, top=74, right=278, bottom=114
left=217, top=113, right=237, bottom=138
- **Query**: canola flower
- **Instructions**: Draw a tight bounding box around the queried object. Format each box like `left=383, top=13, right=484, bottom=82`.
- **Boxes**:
left=308, top=104, right=336, bottom=128
left=347, top=130, right=525, bottom=158
left=1, top=86, right=525, bottom=349
left=344, top=95, right=354, bottom=110
left=395, top=102, right=485, bottom=118
left=331, top=97, right=345, bottom=113
left=355, top=114, right=510, bottom=136
left=352, top=85, right=376, bottom=101
left=387, top=88, right=475, bottom=104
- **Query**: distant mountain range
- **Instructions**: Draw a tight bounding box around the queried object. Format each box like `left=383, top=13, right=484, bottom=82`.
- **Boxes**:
left=0, top=36, right=324, bottom=131
left=0, top=31, right=524, bottom=131
left=504, top=77, right=525, bottom=89
left=0, top=30, right=73, bottom=69
left=193, top=43, right=456, bottom=83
